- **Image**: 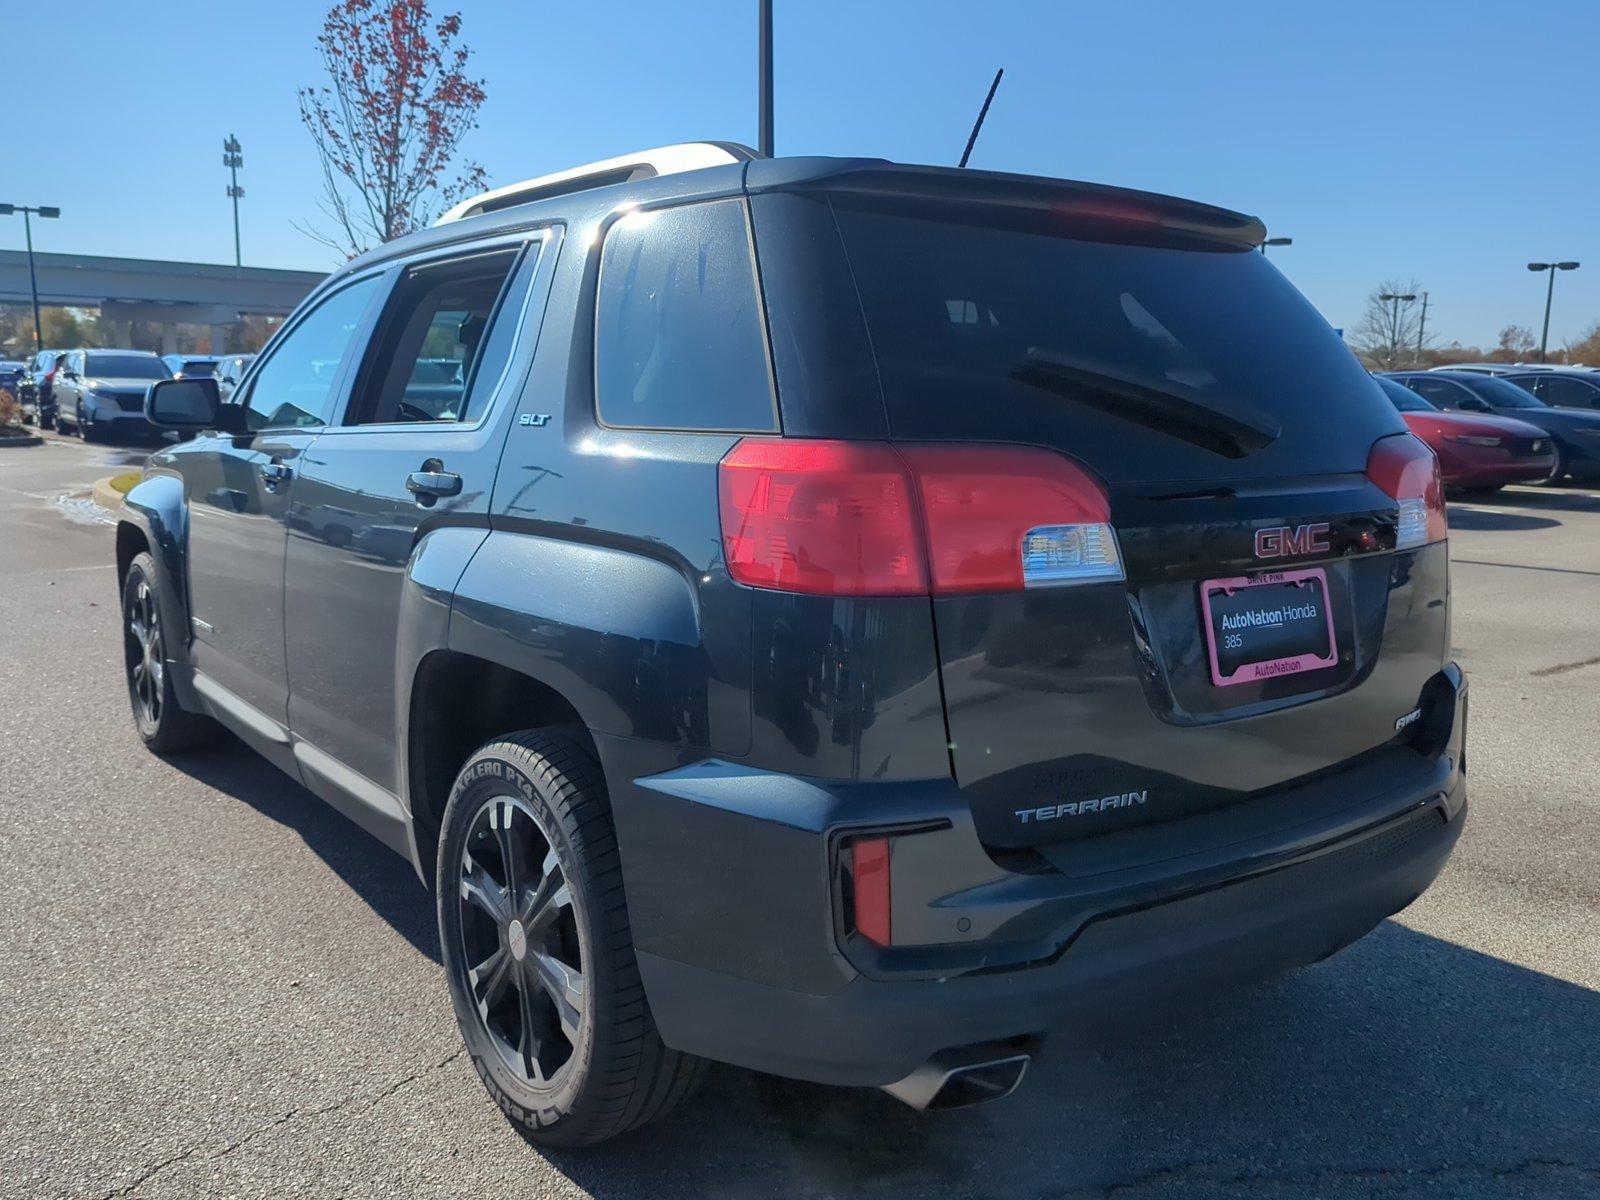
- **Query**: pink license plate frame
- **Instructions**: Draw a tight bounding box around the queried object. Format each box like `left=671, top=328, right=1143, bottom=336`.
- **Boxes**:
left=1200, top=567, right=1339, bottom=688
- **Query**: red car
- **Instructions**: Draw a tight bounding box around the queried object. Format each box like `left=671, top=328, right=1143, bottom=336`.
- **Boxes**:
left=1375, top=375, right=1555, bottom=491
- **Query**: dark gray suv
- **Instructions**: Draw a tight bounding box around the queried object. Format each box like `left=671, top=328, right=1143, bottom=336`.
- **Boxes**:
left=118, top=143, right=1467, bottom=1146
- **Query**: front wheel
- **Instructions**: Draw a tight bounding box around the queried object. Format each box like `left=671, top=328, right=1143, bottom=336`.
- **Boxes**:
left=122, top=553, right=221, bottom=753
left=437, top=731, right=705, bottom=1147
left=1532, top=445, right=1567, bottom=487
left=79, top=406, right=101, bottom=443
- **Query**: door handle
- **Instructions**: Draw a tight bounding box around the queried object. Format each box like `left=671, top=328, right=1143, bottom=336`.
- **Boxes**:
left=406, top=468, right=462, bottom=500
left=260, top=461, right=292, bottom=488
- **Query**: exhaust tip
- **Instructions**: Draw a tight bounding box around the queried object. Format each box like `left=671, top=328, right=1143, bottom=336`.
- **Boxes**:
left=882, top=1047, right=1031, bottom=1111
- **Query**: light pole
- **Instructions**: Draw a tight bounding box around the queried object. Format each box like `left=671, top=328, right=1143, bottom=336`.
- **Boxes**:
left=1415, top=291, right=1430, bottom=365
left=224, top=135, right=244, bottom=272
left=1527, top=261, right=1579, bottom=363
left=1261, top=236, right=1293, bottom=255
left=0, top=202, right=61, bottom=354
left=756, top=2, right=773, bottom=157
left=1379, top=291, right=1416, bottom=369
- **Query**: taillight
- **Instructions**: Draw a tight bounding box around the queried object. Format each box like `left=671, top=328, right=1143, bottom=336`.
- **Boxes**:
left=719, top=440, right=926, bottom=596
left=901, top=445, right=1122, bottom=593
left=1367, top=433, right=1447, bottom=549
left=845, top=836, right=892, bottom=947
left=718, top=439, right=1123, bottom=597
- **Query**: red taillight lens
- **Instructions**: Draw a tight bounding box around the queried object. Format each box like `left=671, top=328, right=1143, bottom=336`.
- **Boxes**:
left=900, top=445, right=1120, bottom=594
left=1367, top=433, right=1447, bottom=549
left=718, top=440, right=1122, bottom=597
left=848, top=837, right=892, bottom=947
left=719, top=440, right=927, bottom=596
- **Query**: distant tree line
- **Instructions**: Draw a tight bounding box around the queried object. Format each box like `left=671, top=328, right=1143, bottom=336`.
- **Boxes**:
left=1350, top=280, right=1600, bottom=370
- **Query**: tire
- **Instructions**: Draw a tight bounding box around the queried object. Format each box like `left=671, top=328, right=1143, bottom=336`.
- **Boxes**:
left=122, top=553, right=222, bottom=754
left=1532, top=445, right=1566, bottom=487
left=437, top=731, right=706, bottom=1147
left=39, top=411, right=55, bottom=431
left=80, top=406, right=101, bottom=443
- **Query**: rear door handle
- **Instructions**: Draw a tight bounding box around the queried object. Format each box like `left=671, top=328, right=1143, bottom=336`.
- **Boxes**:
left=406, top=469, right=462, bottom=500
left=260, top=461, right=292, bottom=488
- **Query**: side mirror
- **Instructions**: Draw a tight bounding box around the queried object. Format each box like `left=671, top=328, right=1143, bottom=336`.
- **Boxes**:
left=146, top=377, right=240, bottom=432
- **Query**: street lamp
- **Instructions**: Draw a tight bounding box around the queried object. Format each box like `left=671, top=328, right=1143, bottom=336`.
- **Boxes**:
left=0, top=202, right=61, bottom=355
left=1261, top=236, right=1293, bottom=255
left=1379, top=292, right=1416, bottom=366
left=224, top=135, right=244, bottom=272
left=1527, top=261, right=1579, bottom=363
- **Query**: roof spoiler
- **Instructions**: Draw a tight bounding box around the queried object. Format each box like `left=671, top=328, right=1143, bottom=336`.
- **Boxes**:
left=435, top=141, right=761, bottom=224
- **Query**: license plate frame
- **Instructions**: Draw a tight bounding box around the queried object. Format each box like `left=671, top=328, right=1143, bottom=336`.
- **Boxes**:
left=1200, top=567, right=1338, bottom=688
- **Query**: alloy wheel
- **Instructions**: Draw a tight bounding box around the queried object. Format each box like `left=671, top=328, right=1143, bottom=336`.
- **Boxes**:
left=456, top=794, right=586, bottom=1086
left=125, top=578, right=164, bottom=728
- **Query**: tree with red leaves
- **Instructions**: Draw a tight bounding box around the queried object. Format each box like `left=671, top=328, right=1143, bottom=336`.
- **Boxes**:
left=298, top=0, right=487, bottom=255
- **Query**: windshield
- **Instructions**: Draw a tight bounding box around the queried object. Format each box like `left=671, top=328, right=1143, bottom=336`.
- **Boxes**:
left=1377, top=376, right=1436, bottom=412
left=177, top=361, right=218, bottom=376
left=1464, top=375, right=1546, bottom=408
left=830, top=199, right=1399, bottom=483
left=86, top=354, right=168, bottom=381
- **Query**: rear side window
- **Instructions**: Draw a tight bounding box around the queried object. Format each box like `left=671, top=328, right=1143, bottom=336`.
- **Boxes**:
left=1537, top=375, right=1600, bottom=408
left=595, top=199, right=776, bottom=432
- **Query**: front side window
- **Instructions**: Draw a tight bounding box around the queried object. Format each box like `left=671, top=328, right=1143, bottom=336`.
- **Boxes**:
left=244, top=275, right=382, bottom=431
left=345, top=249, right=520, bottom=425
left=595, top=199, right=776, bottom=432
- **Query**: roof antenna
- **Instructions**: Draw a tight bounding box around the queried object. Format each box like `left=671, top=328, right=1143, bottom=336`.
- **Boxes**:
left=958, top=68, right=1004, bottom=168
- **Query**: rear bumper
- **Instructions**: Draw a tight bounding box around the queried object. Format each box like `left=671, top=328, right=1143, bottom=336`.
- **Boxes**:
left=608, top=666, right=1468, bottom=1089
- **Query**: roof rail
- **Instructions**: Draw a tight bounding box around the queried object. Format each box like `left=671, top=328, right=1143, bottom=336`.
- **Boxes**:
left=435, top=141, right=761, bottom=224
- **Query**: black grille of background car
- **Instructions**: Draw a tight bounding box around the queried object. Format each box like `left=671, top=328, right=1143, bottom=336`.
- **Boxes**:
left=114, top=393, right=146, bottom=413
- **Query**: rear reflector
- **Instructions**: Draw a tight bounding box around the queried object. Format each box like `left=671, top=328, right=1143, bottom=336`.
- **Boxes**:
left=848, top=837, right=892, bottom=947
left=719, top=440, right=1122, bottom=597
left=1367, top=433, right=1447, bottom=550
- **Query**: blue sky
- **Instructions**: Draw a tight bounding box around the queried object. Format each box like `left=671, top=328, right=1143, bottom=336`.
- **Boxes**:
left=9, top=0, right=1599, bottom=349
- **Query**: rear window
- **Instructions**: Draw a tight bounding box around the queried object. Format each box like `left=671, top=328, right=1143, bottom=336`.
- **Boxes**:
left=86, top=354, right=168, bottom=380
left=595, top=200, right=777, bottom=432
left=831, top=201, right=1398, bottom=483
left=1377, top=376, right=1435, bottom=412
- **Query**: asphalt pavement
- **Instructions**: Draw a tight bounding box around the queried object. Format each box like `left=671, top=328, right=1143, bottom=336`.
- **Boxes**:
left=1, top=432, right=1596, bottom=1200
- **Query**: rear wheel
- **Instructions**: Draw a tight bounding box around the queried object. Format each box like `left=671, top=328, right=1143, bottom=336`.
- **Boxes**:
left=122, top=553, right=221, bottom=753
left=437, top=731, right=705, bottom=1146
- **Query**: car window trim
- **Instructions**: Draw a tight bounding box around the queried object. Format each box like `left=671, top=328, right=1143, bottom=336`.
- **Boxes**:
left=591, top=195, right=782, bottom=436
left=318, top=227, right=558, bottom=436
left=233, top=268, right=392, bottom=433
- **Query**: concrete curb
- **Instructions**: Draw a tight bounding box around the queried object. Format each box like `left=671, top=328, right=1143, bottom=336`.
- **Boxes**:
left=0, top=431, right=46, bottom=448
left=91, top=476, right=127, bottom=512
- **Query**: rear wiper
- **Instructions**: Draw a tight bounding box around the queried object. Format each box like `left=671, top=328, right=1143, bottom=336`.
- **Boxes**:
left=1012, top=349, right=1282, bottom=459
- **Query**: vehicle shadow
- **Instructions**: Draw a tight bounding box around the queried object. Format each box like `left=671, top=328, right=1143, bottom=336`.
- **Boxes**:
left=1444, top=506, right=1561, bottom=532
left=167, top=735, right=441, bottom=964
left=539, top=928, right=1599, bottom=1199
left=1481, top=485, right=1600, bottom=513
left=162, top=740, right=1600, bottom=1197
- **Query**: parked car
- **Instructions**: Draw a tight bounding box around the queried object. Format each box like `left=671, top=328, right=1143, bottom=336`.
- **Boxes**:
left=53, top=349, right=171, bottom=441
left=119, top=143, right=1467, bottom=1146
left=162, top=354, right=220, bottom=379
left=1385, top=369, right=1600, bottom=484
left=18, top=348, right=67, bottom=427
left=1499, top=366, right=1600, bottom=411
left=0, top=360, right=25, bottom=405
left=1374, top=375, right=1554, bottom=492
left=212, top=353, right=256, bottom=402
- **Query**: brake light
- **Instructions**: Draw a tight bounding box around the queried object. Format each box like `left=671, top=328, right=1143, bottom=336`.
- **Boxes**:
left=718, top=440, right=1122, bottom=597
left=847, top=837, right=892, bottom=947
left=1367, top=433, right=1447, bottom=549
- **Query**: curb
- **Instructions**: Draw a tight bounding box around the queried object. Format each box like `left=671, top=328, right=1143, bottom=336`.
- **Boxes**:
left=0, top=432, right=45, bottom=448
left=91, top=476, right=127, bottom=513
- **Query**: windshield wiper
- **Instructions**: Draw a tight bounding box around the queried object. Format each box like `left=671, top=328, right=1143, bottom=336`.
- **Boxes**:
left=1012, top=349, right=1282, bottom=459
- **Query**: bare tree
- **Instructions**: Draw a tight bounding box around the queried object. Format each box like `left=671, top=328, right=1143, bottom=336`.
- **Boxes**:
left=1493, top=324, right=1537, bottom=363
left=1352, top=279, right=1427, bottom=370
left=297, top=0, right=487, bottom=256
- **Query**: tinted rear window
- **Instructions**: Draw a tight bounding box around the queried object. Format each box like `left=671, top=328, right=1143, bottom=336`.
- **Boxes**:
left=1377, top=376, right=1435, bottom=411
left=86, top=354, right=168, bottom=380
left=832, top=202, right=1399, bottom=483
